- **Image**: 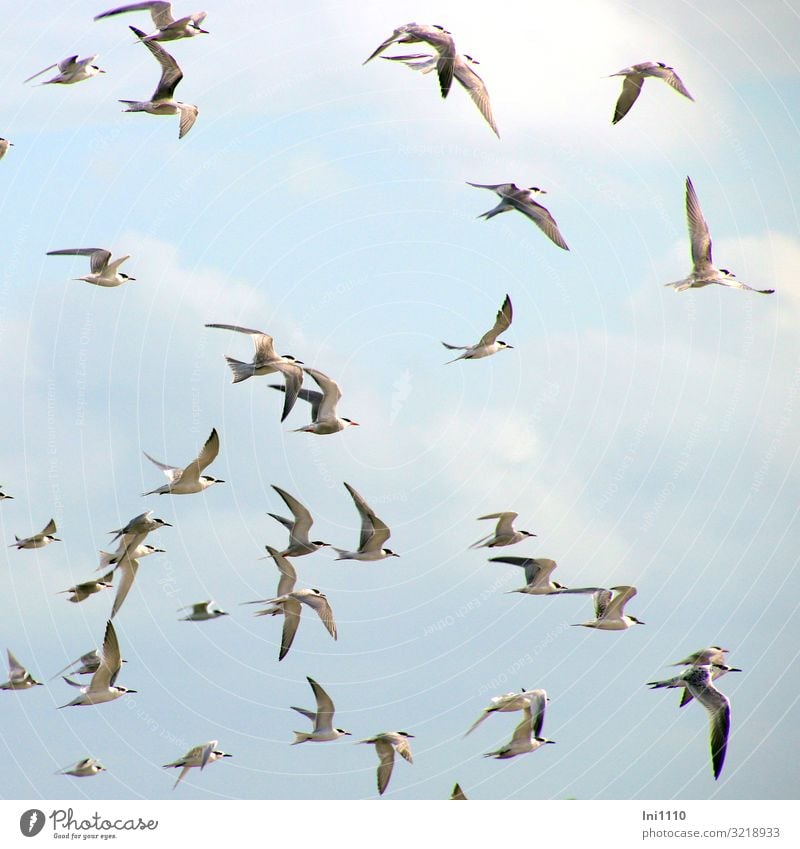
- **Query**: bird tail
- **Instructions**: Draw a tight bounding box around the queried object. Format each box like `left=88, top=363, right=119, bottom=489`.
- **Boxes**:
left=98, top=550, right=116, bottom=570
left=664, top=280, right=693, bottom=292
left=291, top=732, right=311, bottom=745
left=224, top=356, right=255, bottom=384
left=332, top=548, right=349, bottom=560
left=119, top=100, right=146, bottom=112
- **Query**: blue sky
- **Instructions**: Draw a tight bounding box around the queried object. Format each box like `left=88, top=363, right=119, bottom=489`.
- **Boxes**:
left=0, top=0, right=799, bottom=800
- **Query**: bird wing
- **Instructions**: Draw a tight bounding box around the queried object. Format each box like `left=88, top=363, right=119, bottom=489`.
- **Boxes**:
left=510, top=706, right=534, bottom=746
left=95, top=3, right=175, bottom=28
left=605, top=586, right=637, bottom=619
left=130, top=27, right=183, bottom=100
left=144, top=451, right=182, bottom=482
left=24, top=62, right=58, bottom=84
left=177, top=103, right=198, bottom=139
left=272, top=485, right=314, bottom=541
left=527, top=690, right=548, bottom=738
left=464, top=710, right=491, bottom=737
left=269, top=362, right=304, bottom=422
left=344, top=482, right=390, bottom=551
left=650, top=65, right=694, bottom=100
left=279, top=599, right=302, bottom=661
left=394, top=736, right=413, bottom=763
left=478, top=294, right=512, bottom=346
left=303, top=368, right=342, bottom=420
left=291, top=706, right=318, bottom=723
left=199, top=740, right=216, bottom=770
left=91, top=620, right=121, bottom=691
left=685, top=177, right=713, bottom=268
left=7, top=649, right=25, bottom=681
left=301, top=593, right=337, bottom=640
left=686, top=668, right=731, bottom=780
left=180, top=428, right=220, bottom=483
left=454, top=56, right=499, bottom=137
left=466, top=181, right=520, bottom=195
left=205, top=323, right=277, bottom=359
left=363, top=27, right=409, bottom=64
left=110, top=558, right=139, bottom=620
left=270, top=385, right=323, bottom=421
left=593, top=589, right=613, bottom=619
left=479, top=511, right=517, bottom=536
left=612, top=74, right=644, bottom=124
left=451, top=783, right=467, bottom=800
left=40, top=518, right=57, bottom=536
left=308, top=677, right=335, bottom=730
left=264, top=545, right=297, bottom=596
left=508, top=194, right=570, bottom=250
left=374, top=739, right=396, bottom=795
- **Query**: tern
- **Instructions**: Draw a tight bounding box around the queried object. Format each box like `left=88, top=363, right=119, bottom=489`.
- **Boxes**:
left=205, top=323, right=304, bottom=421
left=57, top=758, right=106, bottom=778
left=652, top=647, right=741, bottom=708
left=483, top=696, right=555, bottom=759
left=609, top=61, right=694, bottom=125
left=99, top=540, right=164, bottom=571
left=179, top=601, right=229, bottom=621
left=467, top=182, right=570, bottom=250
left=59, top=621, right=136, bottom=707
left=51, top=650, right=113, bottom=680
left=451, top=783, right=468, bottom=800
left=121, top=27, right=198, bottom=139
left=163, top=741, right=231, bottom=790
left=333, top=482, right=399, bottom=561
left=95, top=3, right=208, bottom=41
left=364, top=23, right=456, bottom=97
left=647, top=664, right=731, bottom=779
left=0, top=139, right=13, bottom=161
left=442, top=294, right=512, bottom=363
left=10, top=518, right=60, bottom=549
left=573, top=586, right=644, bottom=630
left=666, top=177, right=774, bottom=294
left=470, top=512, right=536, bottom=549
left=243, top=545, right=297, bottom=617
left=25, top=55, right=106, bottom=86
left=59, top=572, right=114, bottom=603
left=268, top=485, right=330, bottom=557
left=47, top=248, right=135, bottom=287
left=272, top=367, right=359, bottom=434
left=1, top=649, right=43, bottom=690
left=464, top=689, right=542, bottom=736
left=291, top=677, right=351, bottom=744
left=142, top=427, right=223, bottom=495
left=109, top=511, right=171, bottom=545
left=491, top=556, right=602, bottom=596
left=381, top=52, right=499, bottom=136
left=358, top=732, right=414, bottom=796
left=256, top=588, right=337, bottom=661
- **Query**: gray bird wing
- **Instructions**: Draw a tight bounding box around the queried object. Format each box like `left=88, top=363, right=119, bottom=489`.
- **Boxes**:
left=478, top=294, right=512, bottom=346
left=454, top=56, right=499, bottom=137
left=130, top=27, right=183, bottom=100
left=612, top=74, right=644, bottom=124
left=685, top=177, right=713, bottom=269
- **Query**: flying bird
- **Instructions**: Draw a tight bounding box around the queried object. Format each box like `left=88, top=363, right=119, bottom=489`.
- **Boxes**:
left=272, top=367, right=359, bottom=434
left=243, top=545, right=297, bottom=616
left=178, top=601, right=229, bottom=621
left=483, top=695, right=555, bottom=759
left=290, top=677, right=351, bottom=744
left=51, top=650, right=111, bottom=680
left=609, top=61, right=694, bottom=125
left=333, top=482, right=399, bottom=561
left=666, top=177, right=775, bottom=294
left=1, top=649, right=43, bottom=690
left=255, top=587, right=337, bottom=661
left=573, top=586, right=644, bottom=630
left=464, top=689, right=542, bottom=737
left=59, top=572, right=115, bottom=604
left=46, top=248, right=135, bottom=287
left=467, top=182, right=570, bottom=250
left=163, top=740, right=231, bottom=790
left=651, top=647, right=741, bottom=708
left=56, top=758, right=106, bottom=778
left=142, top=428, right=223, bottom=495
left=442, top=294, right=512, bottom=363
left=358, top=731, right=414, bottom=796
left=108, top=511, right=172, bottom=545
left=25, top=55, right=106, bottom=85
left=120, top=27, right=198, bottom=138
left=59, top=621, right=136, bottom=707
left=364, top=23, right=456, bottom=97
left=491, top=556, right=602, bottom=596
left=268, top=485, right=330, bottom=557
left=381, top=52, right=499, bottom=136
left=205, top=323, right=304, bottom=421
left=470, top=512, right=536, bottom=549
left=95, top=3, right=208, bottom=41
left=9, top=518, right=60, bottom=550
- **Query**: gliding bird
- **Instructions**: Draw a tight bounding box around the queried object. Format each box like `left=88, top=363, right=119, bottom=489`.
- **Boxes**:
left=442, top=294, right=512, bottom=363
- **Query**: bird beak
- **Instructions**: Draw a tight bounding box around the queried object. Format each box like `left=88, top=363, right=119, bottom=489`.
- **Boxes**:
left=126, top=689, right=138, bottom=694
left=161, top=522, right=173, bottom=527
left=350, top=422, right=361, bottom=427
left=128, top=277, right=137, bottom=281
left=506, top=345, right=514, bottom=349
left=392, top=553, right=400, bottom=557
left=99, top=69, right=107, bottom=74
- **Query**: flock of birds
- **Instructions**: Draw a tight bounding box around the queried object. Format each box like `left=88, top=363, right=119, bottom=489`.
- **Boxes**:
left=0, top=6, right=767, bottom=798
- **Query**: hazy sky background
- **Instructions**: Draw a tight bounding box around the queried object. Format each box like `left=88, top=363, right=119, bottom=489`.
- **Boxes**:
left=0, top=0, right=799, bottom=801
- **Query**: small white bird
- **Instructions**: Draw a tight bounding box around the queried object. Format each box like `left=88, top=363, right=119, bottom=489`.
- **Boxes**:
left=51, top=650, right=109, bottom=679
left=651, top=647, right=741, bottom=708
left=483, top=694, right=555, bottom=759
left=268, top=485, right=330, bottom=557
left=609, top=61, right=694, bottom=125
left=381, top=52, right=499, bottom=137
left=272, top=367, right=360, bottom=434
left=467, top=182, right=570, bottom=250
left=257, top=588, right=337, bottom=661
left=364, top=23, right=456, bottom=97
left=121, top=27, right=198, bottom=138
left=333, top=482, right=399, bottom=562
left=243, top=545, right=297, bottom=616
left=163, top=740, right=231, bottom=791
left=178, top=601, right=229, bottom=621
left=573, top=586, right=644, bottom=630
left=25, top=55, right=106, bottom=86
left=442, top=294, right=512, bottom=363
left=142, top=428, right=223, bottom=495
left=0, top=139, right=14, bottom=161
left=47, top=248, right=135, bottom=287
left=290, top=677, right=351, bottom=744
left=57, top=757, right=106, bottom=778
left=470, top=512, right=536, bottom=549
left=59, top=572, right=115, bottom=604
left=95, top=3, right=209, bottom=41
left=108, top=510, right=172, bottom=545
left=464, top=689, right=542, bottom=736
left=1, top=649, right=43, bottom=690
left=9, top=518, right=60, bottom=550
left=358, top=731, right=414, bottom=796
left=491, top=556, right=603, bottom=597
left=98, top=540, right=164, bottom=571
left=648, top=664, right=731, bottom=780
left=666, top=177, right=775, bottom=294
left=59, top=621, right=135, bottom=707
left=450, top=783, right=468, bottom=800
left=205, top=323, right=304, bottom=420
